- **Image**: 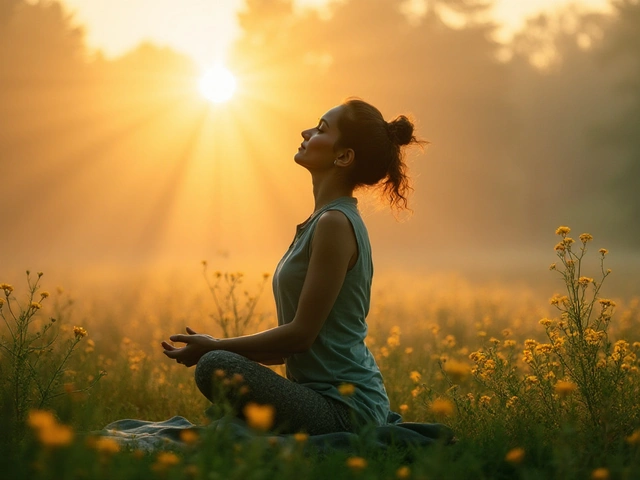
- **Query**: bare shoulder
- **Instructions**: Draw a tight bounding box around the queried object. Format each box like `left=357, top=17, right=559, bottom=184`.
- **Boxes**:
left=316, top=209, right=352, bottom=231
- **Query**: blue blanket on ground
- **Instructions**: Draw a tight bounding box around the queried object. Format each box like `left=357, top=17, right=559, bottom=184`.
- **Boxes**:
left=100, top=416, right=455, bottom=456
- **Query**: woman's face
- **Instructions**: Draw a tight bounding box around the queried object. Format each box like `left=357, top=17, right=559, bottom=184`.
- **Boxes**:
left=294, top=105, right=344, bottom=171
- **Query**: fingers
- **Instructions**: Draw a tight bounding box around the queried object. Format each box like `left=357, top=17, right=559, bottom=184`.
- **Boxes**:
left=186, top=326, right=197, bottom=335
left=161, top=341, right=176, bottom=351
left=163, top=349, right=179, bottom=359
left=169, top=334, right=191, bottom=343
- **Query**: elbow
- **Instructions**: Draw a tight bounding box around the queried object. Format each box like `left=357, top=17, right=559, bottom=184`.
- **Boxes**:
left=289, top=338, right=313, bottom=354
left=285, top=326, right=316, bottom=354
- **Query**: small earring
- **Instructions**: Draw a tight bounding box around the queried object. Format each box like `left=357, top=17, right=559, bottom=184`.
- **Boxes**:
left=334, top=160, right=338, bottom=165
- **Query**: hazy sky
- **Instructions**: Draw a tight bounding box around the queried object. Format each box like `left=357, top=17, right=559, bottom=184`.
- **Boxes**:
left=54, top=0, right=611, bottom=68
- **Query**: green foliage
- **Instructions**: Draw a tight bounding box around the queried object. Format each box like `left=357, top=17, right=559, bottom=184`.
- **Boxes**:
left=0, top=272, right=103, bottom=438
left=1, top=232, right=639, bottom=478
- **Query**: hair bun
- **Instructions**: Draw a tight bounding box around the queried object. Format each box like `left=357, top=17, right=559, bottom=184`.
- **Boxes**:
left=386, top=115, right=415, bottom=146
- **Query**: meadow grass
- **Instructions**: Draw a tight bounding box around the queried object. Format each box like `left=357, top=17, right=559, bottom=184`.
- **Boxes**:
left=1, top=227, right=639, bottom=479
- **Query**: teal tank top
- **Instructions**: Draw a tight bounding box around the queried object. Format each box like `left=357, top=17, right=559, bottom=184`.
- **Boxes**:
left=272, top=196, right=390, bottom=427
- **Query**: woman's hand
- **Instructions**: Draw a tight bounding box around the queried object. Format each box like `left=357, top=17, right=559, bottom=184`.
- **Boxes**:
left=161, top=327, right=217, bottom=367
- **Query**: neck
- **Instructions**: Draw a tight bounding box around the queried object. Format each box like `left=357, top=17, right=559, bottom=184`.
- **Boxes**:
left=310, top=174, right=353, bottom=212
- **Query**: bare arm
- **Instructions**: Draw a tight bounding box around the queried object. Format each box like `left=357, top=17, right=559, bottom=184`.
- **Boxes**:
left=162, top=210, right=357, bottom=366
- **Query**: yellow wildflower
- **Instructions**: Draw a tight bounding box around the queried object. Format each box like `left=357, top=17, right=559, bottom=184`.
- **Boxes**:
left=598, top=298, right=616, bottom=308
left=535, top=343, right=553, bottom=354
left=346, top=456, right=367, bottom=471
left=579, top=233, right=593, bottom=243
left=479, top=395, right=492, bottom=407
left=626, top=429, right=640, bottom=445
left=93, top=437, right=121, bottom=454
left=243, top=403, right=275, bottom=431
left=506, top=396, right=518, bottom=408
left=396, top=466, right=411, bottom=479
left=409, top=371, right=421, bottom=383
left=505, top=447, right=525, bottom=464
left=430, top=398, right=455, bottom=416
left=599, top=248, right=608, bottom=256
left=550, top=295, right=569, bottom=306
left=554, top=242, right=566, bottom=252
left=549, top=263, right=556, bottom=270
left=0, top=298, right=4, bottom=307
left=411, top=387, right=421, bottom=398
left=73, top=326, right=87, bottom=338
left=578, top=276, right=593, bottom=286
left=399, top=404, right=409, bottom=415
left=387, top=335, right=400, bottom=348
left=563, top=237, right=575, bottom=246
left=539, top=318, right=553, bottom=327
left=444, top=359, right=470, bottom=382
left=404, top=347, right=413, bottom=354
left=525, top=375, right=539, bottom=385
left=180, top=429, right=199, bottom=446
left=524, top=339, right=538, bottom=349
left=591, top=468, right=610, bottom=480
left=294, top=432, right=309, bottom=443
left=152, top=452, right=181, bottom=471
left=338, top=383, right=356, bottom=396
left=501, top=328, right=512, bottom=337
left=38, top=423, right=74, bottom=448
left=40, top=291, right=50, bottom=299
left=30, top=302, right=42, bottom=310
left=27, top=410, right=56, bottom=431
left=555, top=226, right=571, bottom=236
left=503, top=340, right=516, bottom=348
left=0, top=283, right=13, bottom=294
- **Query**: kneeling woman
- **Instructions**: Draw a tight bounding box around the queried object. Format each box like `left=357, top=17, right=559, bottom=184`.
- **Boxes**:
left=162, top=98, right=422, bottom=435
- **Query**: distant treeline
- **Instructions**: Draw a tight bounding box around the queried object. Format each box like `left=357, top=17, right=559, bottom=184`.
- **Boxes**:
left=1, top=0, right=638, bottom=266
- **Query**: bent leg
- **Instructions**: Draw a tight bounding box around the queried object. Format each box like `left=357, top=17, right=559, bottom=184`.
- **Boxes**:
left=195, top=350, right=352, bottom=435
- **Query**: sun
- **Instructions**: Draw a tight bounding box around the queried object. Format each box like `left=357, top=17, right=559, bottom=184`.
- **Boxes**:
left=199, top=65, right=237, bottom=104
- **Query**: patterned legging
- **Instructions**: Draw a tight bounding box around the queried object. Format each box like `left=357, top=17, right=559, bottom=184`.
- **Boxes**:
left=195, top=350, right=353, bottom=435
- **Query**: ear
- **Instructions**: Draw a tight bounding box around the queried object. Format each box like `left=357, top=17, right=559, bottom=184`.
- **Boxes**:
left=335, top=148, right=355, bottom=168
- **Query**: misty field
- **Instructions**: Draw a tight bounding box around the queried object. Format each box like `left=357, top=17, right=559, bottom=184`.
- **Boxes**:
left=1, top=229, right=639, bottom=480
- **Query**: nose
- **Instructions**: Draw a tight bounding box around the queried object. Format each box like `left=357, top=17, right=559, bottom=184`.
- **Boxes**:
left=301, top=128, right=312, bottom=140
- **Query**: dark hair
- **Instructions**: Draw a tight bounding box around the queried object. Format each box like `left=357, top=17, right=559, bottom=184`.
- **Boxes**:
left=334, top=98, right=423, bottom=211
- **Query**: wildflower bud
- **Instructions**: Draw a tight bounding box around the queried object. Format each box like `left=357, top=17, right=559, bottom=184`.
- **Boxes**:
left=555, top=226, right=571, bottom=236
left=73, top=326, right=88, bottom=338
left=30, top=302, right=42, bottom=310
left=505, top=447, right=525, bottom=464
left=579, top=233, right=593, bottom=243
left=396, top=466, right=411, bottom=479
left=40, top=291, right=50, bottom=299
left=37, top=272, right=43, bottom=277
left=549, top=263, right=556, bottom=270
left=599, top=248, right=608, bottom=256
left=338, top=383, right=356, bottom=396
left=346, top=457, right=367, bottom=471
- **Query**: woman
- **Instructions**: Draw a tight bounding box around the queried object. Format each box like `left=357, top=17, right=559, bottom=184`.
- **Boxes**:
left=162, top=98, right=422, bottom=435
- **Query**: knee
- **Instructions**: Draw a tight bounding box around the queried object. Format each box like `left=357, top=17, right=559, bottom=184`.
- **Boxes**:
left=194, top=350, right=245, bottom=396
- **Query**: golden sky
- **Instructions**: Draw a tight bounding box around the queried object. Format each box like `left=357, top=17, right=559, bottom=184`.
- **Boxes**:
left=56, top=0, right=610, bottom=68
